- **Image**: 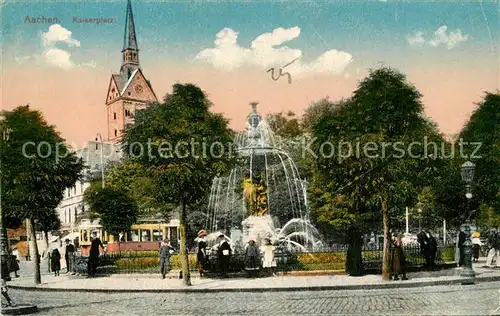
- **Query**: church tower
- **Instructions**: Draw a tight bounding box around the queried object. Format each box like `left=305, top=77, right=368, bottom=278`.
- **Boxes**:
left=105, top=0, right=158, bottom=142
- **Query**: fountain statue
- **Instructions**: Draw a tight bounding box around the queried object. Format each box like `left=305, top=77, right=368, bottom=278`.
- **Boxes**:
left=206, top=102, right=323, bottom=252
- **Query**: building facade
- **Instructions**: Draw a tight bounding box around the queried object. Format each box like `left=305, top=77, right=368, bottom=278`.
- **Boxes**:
left=56, top=140, right=122, bottom=236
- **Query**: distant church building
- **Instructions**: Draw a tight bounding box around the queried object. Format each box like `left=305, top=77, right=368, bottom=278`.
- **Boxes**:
left=105, top=0, right=158, bottom=142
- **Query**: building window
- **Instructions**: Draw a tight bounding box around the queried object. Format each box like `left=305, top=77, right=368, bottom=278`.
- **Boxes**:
left=74, top=186, right=76, bottom=195
left=64, top=210, right=67, bottom=223
left=74, top=208, right=77, bottom=223
left=113, top=112, right=117, bottom=120
left=114, top=129, right=117, bottom=137
left=80, top=181, right=83, bottom=193
left=69, top=210, right=71, bottom=223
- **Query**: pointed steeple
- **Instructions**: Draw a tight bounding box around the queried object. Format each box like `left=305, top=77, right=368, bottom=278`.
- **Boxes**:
left=122, top=0, right=138, bottom=51
left=120, top=0, right=140, bottom=78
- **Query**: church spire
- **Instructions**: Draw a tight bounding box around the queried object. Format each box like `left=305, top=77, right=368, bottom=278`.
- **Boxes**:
left=120, top=0, right=140, bottom=78
left=123, top=0, right=138, bottom=51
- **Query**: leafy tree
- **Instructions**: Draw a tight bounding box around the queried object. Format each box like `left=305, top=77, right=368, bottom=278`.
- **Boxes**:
left=83, top=186, right=138, bottom=239
left=310, top=67, right=445, bottom=279
left=34, top=209, right=61, bottom=257
left=123, top=84, right=236, bottom=286
left=459, top=92, right=500, bottom=220
left=266, top=111, right=302, bottom=138
left=1, top=106, right=83, bottom=284
left=105, top=159, right=171, bottom=218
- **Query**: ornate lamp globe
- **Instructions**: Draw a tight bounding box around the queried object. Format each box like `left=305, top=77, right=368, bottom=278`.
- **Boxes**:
left=460, top=161, right=475, bottom=184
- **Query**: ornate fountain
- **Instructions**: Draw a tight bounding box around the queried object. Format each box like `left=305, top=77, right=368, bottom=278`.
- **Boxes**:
left=206, top=102, right=323, bottom=253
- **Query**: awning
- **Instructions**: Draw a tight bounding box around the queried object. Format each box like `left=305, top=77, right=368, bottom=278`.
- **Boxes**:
left=62, top=232, right=79, bottom=242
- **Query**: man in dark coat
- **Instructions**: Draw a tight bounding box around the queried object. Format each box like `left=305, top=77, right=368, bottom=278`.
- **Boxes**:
left=417, top=230, right=437, bottom=269
left=217, top=234, right=231, bottom=278
left=64, top=239, right=76, bottom=274
left=87, top=232, right=104, bottom=278
left=159, top=238, right=173, bottom=279
left=458, top=229, right=467, bottom=267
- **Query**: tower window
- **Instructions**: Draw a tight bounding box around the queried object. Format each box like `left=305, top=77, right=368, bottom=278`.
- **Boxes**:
left=128, top=92, right=131, bottom=96
left=113, top=112, right=117, bottom=120
left=114, top=129, right=118, bottom=137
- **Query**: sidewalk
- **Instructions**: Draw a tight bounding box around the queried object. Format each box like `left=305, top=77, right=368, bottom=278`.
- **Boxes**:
left=9, top=262, right=500, bottom=293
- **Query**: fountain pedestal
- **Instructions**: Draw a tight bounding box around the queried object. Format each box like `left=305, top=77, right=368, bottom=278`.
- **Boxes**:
left=242, top=215, right=275, bottom=246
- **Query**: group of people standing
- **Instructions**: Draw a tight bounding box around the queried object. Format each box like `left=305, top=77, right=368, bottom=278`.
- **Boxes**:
left=194, top=230, right=277, bottom=279
left=390, top=230, right=438, bottom=281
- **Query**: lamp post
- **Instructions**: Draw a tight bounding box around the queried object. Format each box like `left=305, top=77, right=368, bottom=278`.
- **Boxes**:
left=460, top=161, right=475, bottom=284
left=418, top=209, right=422, bottom=232
left=95, top=133, right=104, bottom=189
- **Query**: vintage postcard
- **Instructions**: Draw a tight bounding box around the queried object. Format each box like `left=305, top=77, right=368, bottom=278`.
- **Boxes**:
left=1, top=0, right=499, bottom=315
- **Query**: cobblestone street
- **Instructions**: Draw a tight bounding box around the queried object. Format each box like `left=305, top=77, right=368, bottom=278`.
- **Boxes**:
left=10, top=281, right=500, bottom=315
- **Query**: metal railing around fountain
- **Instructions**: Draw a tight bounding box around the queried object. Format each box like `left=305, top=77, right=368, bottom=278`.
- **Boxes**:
left=73, top=243, right=456, bottom=275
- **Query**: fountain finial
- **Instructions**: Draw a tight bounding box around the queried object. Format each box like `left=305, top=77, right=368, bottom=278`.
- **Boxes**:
left=250, top=102, right=258, bottom=112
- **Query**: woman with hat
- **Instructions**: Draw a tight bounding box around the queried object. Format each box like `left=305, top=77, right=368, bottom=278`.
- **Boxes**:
left=196, top=230, right=208, bottom=277
left=472, top=231, right=482, bottom=262
left=261, top=237, right=276, bottom=277
left=244, top=237, right=260, bottom=278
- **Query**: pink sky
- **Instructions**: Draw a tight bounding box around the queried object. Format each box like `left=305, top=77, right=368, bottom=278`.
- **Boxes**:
left=2, top=61, right=497, bottom=148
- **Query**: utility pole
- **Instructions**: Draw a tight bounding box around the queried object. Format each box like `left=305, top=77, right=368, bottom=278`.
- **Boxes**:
left=95, top=133, right=105, bottom=189
left=405, top=207, right=409, bottom=234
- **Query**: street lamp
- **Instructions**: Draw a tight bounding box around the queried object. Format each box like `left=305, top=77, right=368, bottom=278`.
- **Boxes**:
left=95, top=133, right=104, bottom=189
left=418, top=209, right=422, bottom=232
left=460, top=161, right=475, bottom=284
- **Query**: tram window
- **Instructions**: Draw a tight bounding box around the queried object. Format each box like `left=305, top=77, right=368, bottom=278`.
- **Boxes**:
left=153, top=230, right=162, bottom=241
left=141, top=230, right=151, bottom=242
left=131, top=230, right=139, bottom=242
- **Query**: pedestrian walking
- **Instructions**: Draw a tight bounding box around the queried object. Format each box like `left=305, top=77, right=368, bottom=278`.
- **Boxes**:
left=7, top=255, right=19, bottom=279
left=244, top=238, right=260, bottom=278
left=485, top=228, right=500, bottom=268
left=159, top=238, right=173, bottom=279
left=64, top=239, right=76, bottom=274
left=87, top=231, right=104, bottom=278
left=196, top=230, right=208, bottom=278
left=50, top=248, right=61, bottom=276
left=261, top=237, right=276, bottom=276
left=1, top=278, right=16, bottom=308
left=390, top=234, right=408, bottom=281
left=217, top=234, right=231, bottom=278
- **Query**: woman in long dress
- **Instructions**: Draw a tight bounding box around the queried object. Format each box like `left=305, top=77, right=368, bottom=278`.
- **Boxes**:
left=244, top=239, right=260, bottom=278
left=261, top=238, right=276, bottom=276
left=390, top=234, right=408, bottom=281
left=196, top=230, right=208, bottom=277
left=472, top=232, right=482, bottom=262
left=50, top=248, right=61, bottom=276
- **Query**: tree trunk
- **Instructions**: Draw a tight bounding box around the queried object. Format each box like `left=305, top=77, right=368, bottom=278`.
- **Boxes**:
left=43, top=231, right=50, bottom=273
left=381, top=197, right=390, bottom=281
left=179, top=199, right=191, bottom=286
left=28, top=218, right=41, bottom=285
left=345, top=224, right=364, bottom=276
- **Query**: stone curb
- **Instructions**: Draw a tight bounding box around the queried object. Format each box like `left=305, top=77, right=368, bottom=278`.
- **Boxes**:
left=9, top=275, right=500, bottom=293
left=1, top=304, right=39, bottom=315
